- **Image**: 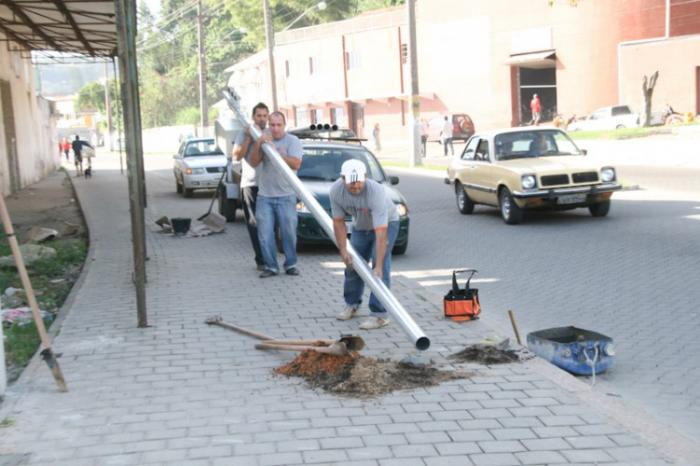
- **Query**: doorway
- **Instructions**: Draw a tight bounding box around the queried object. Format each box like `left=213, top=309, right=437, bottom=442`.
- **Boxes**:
left=0, top=80, right=20, bottom=193
left=518, top=67, right=557, bottom=125
left=350, top=102, right=364, bottom=137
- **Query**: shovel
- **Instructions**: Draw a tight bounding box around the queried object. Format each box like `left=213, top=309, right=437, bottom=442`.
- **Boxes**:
left=205, top=315, right=365, bottom=354
left=197, top=171, right=227, bottom=231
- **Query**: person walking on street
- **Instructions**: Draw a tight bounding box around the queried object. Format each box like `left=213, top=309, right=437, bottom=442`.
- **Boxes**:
left=530, top=93, right=542, bottom=126
left=250, top=112, right=303, bottom=278
left=332, top=159, right=400, bottom=330
left=232, top=102, right=269, bottom=271
left=420, top=119, right=428, bottom=157
left=371, top=123, right=381, bottom=152
left=441, top=116, right=454, bottom=156
left=60, top=138, right=71, bottom=161
left=71, top=135, right=92, bottom=177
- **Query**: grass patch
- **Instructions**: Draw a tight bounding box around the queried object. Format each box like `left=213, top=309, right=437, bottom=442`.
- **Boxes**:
left=0, top=418, right=15, bottom=428
left=567, top=123, right=700, bottom=140
left=1, top=235, right=86, bottom=383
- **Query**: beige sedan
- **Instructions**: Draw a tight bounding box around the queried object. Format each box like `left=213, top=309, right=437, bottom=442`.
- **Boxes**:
left=445, top=128, right=622, bottom=224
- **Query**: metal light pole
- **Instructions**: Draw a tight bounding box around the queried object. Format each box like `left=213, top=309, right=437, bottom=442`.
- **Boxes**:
left=223, top=88, right=430, bottom=351
left=103, top=61, right=113, bottom=151
left=197, top=0, right=208, bottom=135
left=407, top=0, right=422, bottom=167
left=263, top=0, right=278, bottom=111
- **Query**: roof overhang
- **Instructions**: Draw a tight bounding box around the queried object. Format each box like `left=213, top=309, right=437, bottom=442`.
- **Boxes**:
left=0, top=1, right=117, bottom=61
left=505, top=49, right=556, bottom=69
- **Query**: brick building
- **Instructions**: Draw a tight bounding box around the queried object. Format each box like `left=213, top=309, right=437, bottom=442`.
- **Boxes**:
left=227, top=0, right=700, bottom=141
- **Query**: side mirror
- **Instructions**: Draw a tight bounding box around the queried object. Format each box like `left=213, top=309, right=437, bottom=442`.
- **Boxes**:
left=389, top=176, right=399, bottom=185
left=173, top=154, right=179, bottom=159
left=580, top=149, right=588, bottom=155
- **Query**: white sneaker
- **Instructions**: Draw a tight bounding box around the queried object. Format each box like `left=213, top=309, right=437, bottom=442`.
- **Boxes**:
left=359, top=317, right=390, bottom=330
left=336, top=304, right=359, bottom=321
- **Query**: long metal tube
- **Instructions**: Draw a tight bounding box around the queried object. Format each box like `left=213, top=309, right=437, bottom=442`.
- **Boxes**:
left=223, top=88, right=430, bottom=351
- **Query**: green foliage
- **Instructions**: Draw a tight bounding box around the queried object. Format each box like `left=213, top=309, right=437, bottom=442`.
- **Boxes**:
left=136, top=0, right=402, bottom=128
left=3, top=319, right=53, bottom=375
left=74, top=78, right=121, bottom=123
left=174, top=106, right=201, bottom=125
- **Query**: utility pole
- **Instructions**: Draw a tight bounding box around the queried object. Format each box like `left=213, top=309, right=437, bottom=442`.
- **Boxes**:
left=407, top=0, right=421, bottom=167
left=197, top=0, right=208, bottom=135
left=103, top=61, right=113, bottom=151
left=263, top=0, right=278, bottom=110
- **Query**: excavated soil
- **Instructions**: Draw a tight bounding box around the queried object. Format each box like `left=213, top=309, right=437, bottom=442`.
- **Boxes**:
left=448, top=344, right=520, bottom=365
left=275, top=350, right=469, bottom=397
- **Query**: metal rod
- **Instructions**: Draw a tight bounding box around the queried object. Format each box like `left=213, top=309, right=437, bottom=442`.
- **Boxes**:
left=508, top=309, right=522, bottom=346
left=223, top=88, right=430, bottom=351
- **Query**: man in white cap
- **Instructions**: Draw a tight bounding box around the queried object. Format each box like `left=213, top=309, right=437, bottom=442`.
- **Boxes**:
left=330, top=159, right=400, bottom=330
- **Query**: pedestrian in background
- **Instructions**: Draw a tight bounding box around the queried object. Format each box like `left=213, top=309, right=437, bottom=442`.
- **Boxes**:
left=250, top=112, right=303, bottom=278
left=371, top=123, right=381, bottom=152
left=441, top=116, right=454, bottom=156
left=530, top=93, right=541, bottom=125
left=420, top=119, right=428, bottom=157
left=332, top=159, right=400, bottom=330
left=232, top=102, right=269, bottom=271
left=60, top=137, right=71, bottom=161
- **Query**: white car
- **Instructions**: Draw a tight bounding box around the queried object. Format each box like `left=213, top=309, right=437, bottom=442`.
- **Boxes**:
left=173, top=138, right=226, bottom=197
left=568, top=105, right=639, bottom=131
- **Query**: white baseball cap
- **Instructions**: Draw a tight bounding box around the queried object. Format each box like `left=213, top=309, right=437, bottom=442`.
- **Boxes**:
left=340, top=159, right=367, bottom=183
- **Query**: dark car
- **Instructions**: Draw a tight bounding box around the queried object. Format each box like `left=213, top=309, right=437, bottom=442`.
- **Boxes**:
left=295, top=140, right=409, bottom=255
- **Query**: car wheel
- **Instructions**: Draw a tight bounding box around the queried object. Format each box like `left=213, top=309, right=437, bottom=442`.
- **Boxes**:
left=616, top=124, right=626, bottom=130
left=455, top=182, right=474, bottom=215
left=392, top=241, right=408, bottom=255
left=499, top=187, right=523, bottom=225
left=176, top=179, right=183, bottom=194
left=184, top=187, right=194, bottom=198
left=589, top=200, right=611, bottom=217
left=218, top=186, right=237, bottom=222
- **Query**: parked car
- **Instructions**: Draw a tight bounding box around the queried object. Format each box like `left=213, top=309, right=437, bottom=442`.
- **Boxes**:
left=568, top=105, right=639, bottom=131
left=445, top=128, right=622, bottom=224
left=427, top=114, right=475, bottom=142
left=294, top=138, right=410, bottom=254
left=173, top=138, right=226, bottom=198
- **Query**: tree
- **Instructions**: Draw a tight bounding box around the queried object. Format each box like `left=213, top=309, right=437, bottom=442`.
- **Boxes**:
left=641, top=70, right=659, bottom=127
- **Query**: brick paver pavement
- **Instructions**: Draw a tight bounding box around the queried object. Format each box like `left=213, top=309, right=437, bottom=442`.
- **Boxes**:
left=0, top=153, right=694, bottom=465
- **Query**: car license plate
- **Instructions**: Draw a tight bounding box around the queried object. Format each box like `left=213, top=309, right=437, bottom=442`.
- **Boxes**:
left=557, top=193, right=587, bottom=205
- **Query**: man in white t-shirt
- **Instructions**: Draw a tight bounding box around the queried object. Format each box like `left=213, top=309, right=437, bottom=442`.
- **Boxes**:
left=441, top=116, right=454, bottom=156
left=232, top=102, right=269, bottom=270
left=330, top=159, right=400, bottom=330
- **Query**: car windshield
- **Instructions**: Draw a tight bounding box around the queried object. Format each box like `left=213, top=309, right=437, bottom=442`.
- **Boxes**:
left=297, top=146, right=385, bottom=182
left=494, top=130, right=583, bottom=160
left=183, top=140, right=223, bottom=157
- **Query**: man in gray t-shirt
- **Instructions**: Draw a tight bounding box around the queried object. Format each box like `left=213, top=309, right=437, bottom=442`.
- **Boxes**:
left=249, top=112, right=303, bottom=278
left=232, top=102, right=269, bottom=270
left=331, top=159, right=400, bottom=330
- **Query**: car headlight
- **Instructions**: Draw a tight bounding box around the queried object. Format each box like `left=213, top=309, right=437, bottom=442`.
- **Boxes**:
left=397, top=203, right=408, bottom=216
left=601, top=167, right=616, bottom=182
left=296, top=201, right=309, bottom=213
left=185, top=167, right=206, bottom=175
left=521, top=174, right=537, bottom=190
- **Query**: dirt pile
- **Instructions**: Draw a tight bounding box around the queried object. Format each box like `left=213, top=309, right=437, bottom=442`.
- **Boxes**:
left=275, top=350, right=468, bottom=397
left=448, top=344, right=520, bottom=364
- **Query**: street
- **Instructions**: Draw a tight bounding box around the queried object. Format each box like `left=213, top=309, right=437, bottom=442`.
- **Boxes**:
left=138, top=141, right=700, bottom=443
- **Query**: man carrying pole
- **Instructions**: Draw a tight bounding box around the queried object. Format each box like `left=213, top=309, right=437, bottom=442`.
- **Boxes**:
left=332, top=160, right=400, bottom=330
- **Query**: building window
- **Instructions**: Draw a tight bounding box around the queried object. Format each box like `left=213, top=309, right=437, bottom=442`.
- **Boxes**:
left=296, top=108, right=309, bottom=126
left=345, top=51, right=360, bottom=70
left=401, top=43, right=407, bottom=64
left=331, top=107, right=345, bottom=126
left=285, top=60, right=290, bottom=77
left=312, top=108, right=324, bottom=124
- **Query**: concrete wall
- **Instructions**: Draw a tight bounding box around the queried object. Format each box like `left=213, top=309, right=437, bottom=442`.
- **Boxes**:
left=620, top=35, right=700, bottom=115
left=0, top=46, right=59, bottom=196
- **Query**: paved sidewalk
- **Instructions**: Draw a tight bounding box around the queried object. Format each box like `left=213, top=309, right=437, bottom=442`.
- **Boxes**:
left=0, top=156, right=692, bottom=465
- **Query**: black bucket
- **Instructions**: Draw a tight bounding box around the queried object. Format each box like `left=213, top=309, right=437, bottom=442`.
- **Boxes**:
left=171, top=217, right=191, bottom=235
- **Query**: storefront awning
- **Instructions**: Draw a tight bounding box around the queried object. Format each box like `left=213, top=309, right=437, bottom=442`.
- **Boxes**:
left=505, top=50, right=556, bottom=69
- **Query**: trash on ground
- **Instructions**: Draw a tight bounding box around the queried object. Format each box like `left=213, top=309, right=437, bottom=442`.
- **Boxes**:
left=448, top=341, right=520, bottom=365
left=527, top=326, right=615, bottom=376
left=155, top=216, right=224, bottom=237
left=0, top=244, right=57, bottom=268
left=26, top=226, right=59, bottom=243
left=1, top=307, right=51, bottom=326
left=275, top=350, right=468, bottom=397
left=61, top=221, right=80, bottom=237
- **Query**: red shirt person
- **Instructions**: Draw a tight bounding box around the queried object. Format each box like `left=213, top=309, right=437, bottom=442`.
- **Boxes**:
left=530, top=94, right=542, bottom=125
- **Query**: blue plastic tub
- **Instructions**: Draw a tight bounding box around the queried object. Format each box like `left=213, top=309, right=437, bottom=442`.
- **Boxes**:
left=526, top=326, right=615, bottom=376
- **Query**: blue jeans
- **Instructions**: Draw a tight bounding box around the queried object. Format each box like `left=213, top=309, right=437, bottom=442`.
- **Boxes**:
left=343, top=221, right=400, bottom=316
left=256, top=195, right=298, bottom=273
